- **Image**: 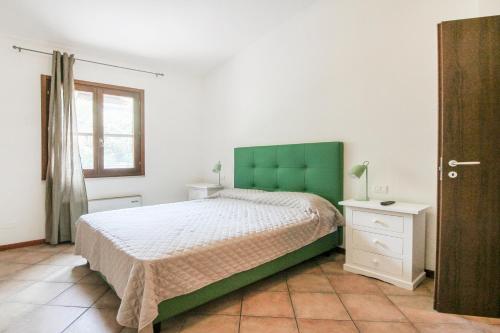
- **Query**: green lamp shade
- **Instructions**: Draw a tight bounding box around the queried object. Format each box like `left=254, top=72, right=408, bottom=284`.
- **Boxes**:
left=212, top=161, right=222, bottom=173
left=349, top=163, right=367, bottom=178
left=349, top=161, right=369, bottom=201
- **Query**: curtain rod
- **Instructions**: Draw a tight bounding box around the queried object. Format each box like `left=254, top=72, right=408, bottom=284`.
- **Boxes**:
left=12, top=45, right=165, bottom=77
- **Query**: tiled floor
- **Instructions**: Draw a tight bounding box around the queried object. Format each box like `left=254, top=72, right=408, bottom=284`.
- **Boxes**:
left=0, top=244, right=499, bottom=333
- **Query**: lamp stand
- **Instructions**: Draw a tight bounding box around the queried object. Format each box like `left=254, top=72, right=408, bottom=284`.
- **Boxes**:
left=364, top=166, right=369, bottom=201
left=354, top=166, right=369, bottom=201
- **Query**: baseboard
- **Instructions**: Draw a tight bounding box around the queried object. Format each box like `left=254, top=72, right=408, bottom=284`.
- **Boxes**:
left=0, top=239, right=45, bottom=251
left=425, top=269, right=435, bottom=279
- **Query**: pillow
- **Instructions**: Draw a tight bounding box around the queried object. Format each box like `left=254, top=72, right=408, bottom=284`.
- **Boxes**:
left=209, top=188, right=266, bottom=201
left=210, top=188, right=344, bottom=226
left=256, top=191, right=344, bottom=226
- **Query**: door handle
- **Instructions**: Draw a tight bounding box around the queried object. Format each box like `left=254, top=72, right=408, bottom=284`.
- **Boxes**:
left=448, top=160, right=480, bottom=167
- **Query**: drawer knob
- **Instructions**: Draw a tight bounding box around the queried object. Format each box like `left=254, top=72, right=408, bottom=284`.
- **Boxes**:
left=372, top=239, right=380, bottom=245
left=372, top=219, right=382, bottom=224
left=372, top=259, right=379, bottom=265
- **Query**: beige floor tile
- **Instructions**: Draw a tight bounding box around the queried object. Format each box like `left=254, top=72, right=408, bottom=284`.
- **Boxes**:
left=180, top=314, right=239, bottom=333
left=287, top=273, right=334, bottom=292
left=120, top=328, right=138, bottom=333
left=356, top=321, right=418, bottom=333
left=7, top=281, right=72, bottom=304
left=6, top=264, right=64, bottom=281
left=0, top=262, right=30, bottom=278
left=462, top=315, right=500, bottom=325
left=43, top=265, right=92, bottom=283
left=0, top=280, right=34, bottom=301
left=242, top=291, right=294, bottom=317
left=94, top=289, right=122, bottom=309
left=315, top=252, right=345, bottom=264
left=65, top=308, right=123, bottom=333
left=421, top=278, right=435, bottom=294
left=77, top=271, right=106, bottom=284
left=388, top=295, right=468, bottom=324
left=467, top=322, right=500, bottom=333
left=319, top=261, right=352, bottom=275
left=375, top=280, right=431, bottom=296
left=245, top=274, right=288, bottom=292
left=60, top=244, right=76, bottom=253
left=329, top=275, right=382, bottom=295
left=4, top=304, right=86, bottom=333
left=297, top=319, right=358, bottom=333
left=49, top=283, right=108, bottom=307
left=159, top=316, right=186, bottom=333
left=38, top=253, right=87, bottom=266
left=0, top=302, right=38, bottom=331
left=4, top=251, right=55, bottom=265
left=291, top=292, right=350, bottom=320
left=340, top=294, right=406, bottom=322
left=19, top=244, right=65, bottom=253
left=0, top=250, right=24, bottom=262
left=240, top=316, right=298, bottom=333
left=286, top=261, right=323, bottom=276
left=414, top=322, right=483, bottom=333
left=192, top=291, right=241, bottom=315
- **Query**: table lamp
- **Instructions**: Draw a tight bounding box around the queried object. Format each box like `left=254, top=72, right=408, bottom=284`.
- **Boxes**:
left=212, top=161, right=222, bottom=186
left=349, top=161, right=369, bottom=201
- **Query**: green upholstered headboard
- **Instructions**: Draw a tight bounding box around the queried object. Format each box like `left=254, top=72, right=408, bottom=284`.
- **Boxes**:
left=234, top=142, right=343, bottom=210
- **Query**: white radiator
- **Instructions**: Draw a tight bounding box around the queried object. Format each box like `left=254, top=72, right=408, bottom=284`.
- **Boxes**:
left=88, top=195, right=142, bottom=213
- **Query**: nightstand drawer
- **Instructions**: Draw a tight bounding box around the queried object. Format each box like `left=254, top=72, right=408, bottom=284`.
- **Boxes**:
left=187, top=183, right=223, bottom=200
left=352, top=249, right=403, bottom=276
left=188, top=188, right=207, bottom=200
left=353, top=210, right=404, bottom=233
left=352, top=229, right=403, bottom=258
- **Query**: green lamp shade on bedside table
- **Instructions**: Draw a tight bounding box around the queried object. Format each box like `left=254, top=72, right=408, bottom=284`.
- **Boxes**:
left=349, top=161, right=369, bottom=201
left=212, top=161, right=222, bottom=186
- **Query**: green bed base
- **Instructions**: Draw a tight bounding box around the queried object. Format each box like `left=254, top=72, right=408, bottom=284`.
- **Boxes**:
left=153, top=231, right=340, bottom=323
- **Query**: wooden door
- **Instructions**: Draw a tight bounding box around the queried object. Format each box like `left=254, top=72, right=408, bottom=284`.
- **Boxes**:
left=436, top=15, right=500, bottom=317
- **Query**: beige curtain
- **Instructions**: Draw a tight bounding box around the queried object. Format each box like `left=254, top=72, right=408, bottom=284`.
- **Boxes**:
left=45, top=51, right=88, bottom=244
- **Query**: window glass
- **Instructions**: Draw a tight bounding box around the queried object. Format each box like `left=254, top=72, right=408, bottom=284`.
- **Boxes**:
left=103, top=136, right=134, bottom=168
left=103, top=94, right=135, bottom=169
left=75, top=90, right=94, bottom=170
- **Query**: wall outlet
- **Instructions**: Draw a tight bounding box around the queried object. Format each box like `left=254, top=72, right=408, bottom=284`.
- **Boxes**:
left=373, top=185, right=389, bottom=194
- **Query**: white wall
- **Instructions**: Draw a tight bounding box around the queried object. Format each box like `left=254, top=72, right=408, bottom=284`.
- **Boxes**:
left=0, top=35, right=204, bottom=245
left=200, top=0, right=478, bottom=270
left=478, top=0, right=500, bottom=16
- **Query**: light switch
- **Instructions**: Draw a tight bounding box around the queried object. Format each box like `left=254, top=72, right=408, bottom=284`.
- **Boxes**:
left=373, top=185, right=389, bottom=194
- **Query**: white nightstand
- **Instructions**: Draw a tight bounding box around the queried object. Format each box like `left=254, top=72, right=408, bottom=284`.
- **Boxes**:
left=186, top=183, right=223, bottom=200
left=339, top=199, right=429, bottom=290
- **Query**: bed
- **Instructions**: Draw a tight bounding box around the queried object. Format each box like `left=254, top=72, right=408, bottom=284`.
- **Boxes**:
left=74, top=142, right=344, bottom=332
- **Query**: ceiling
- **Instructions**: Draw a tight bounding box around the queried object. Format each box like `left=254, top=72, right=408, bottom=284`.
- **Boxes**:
left=0, top=0, right=315, bottom=73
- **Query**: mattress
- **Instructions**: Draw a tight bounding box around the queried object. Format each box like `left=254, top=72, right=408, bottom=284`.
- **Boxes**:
left=74, top=189, right=344, bottom=332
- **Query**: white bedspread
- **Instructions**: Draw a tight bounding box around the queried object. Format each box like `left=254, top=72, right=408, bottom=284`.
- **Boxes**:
left=74, top=189, right=343, bottom=332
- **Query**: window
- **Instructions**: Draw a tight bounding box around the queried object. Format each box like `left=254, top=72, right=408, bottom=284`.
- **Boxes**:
left=41, top=75, right=145, bottom=179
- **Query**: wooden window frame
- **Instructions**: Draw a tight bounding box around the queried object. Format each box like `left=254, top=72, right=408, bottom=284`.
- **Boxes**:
left=41, top=75, right=145, bottom=179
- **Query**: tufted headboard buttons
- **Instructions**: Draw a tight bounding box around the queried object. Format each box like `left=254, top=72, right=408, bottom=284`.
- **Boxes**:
left=234, top=142, right=343, bottom=210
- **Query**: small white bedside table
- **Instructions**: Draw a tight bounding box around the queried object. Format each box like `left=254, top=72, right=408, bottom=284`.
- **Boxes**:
left=186, top=183, right=223, bottom=200
left=339, top=199, right=430, bottom=290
